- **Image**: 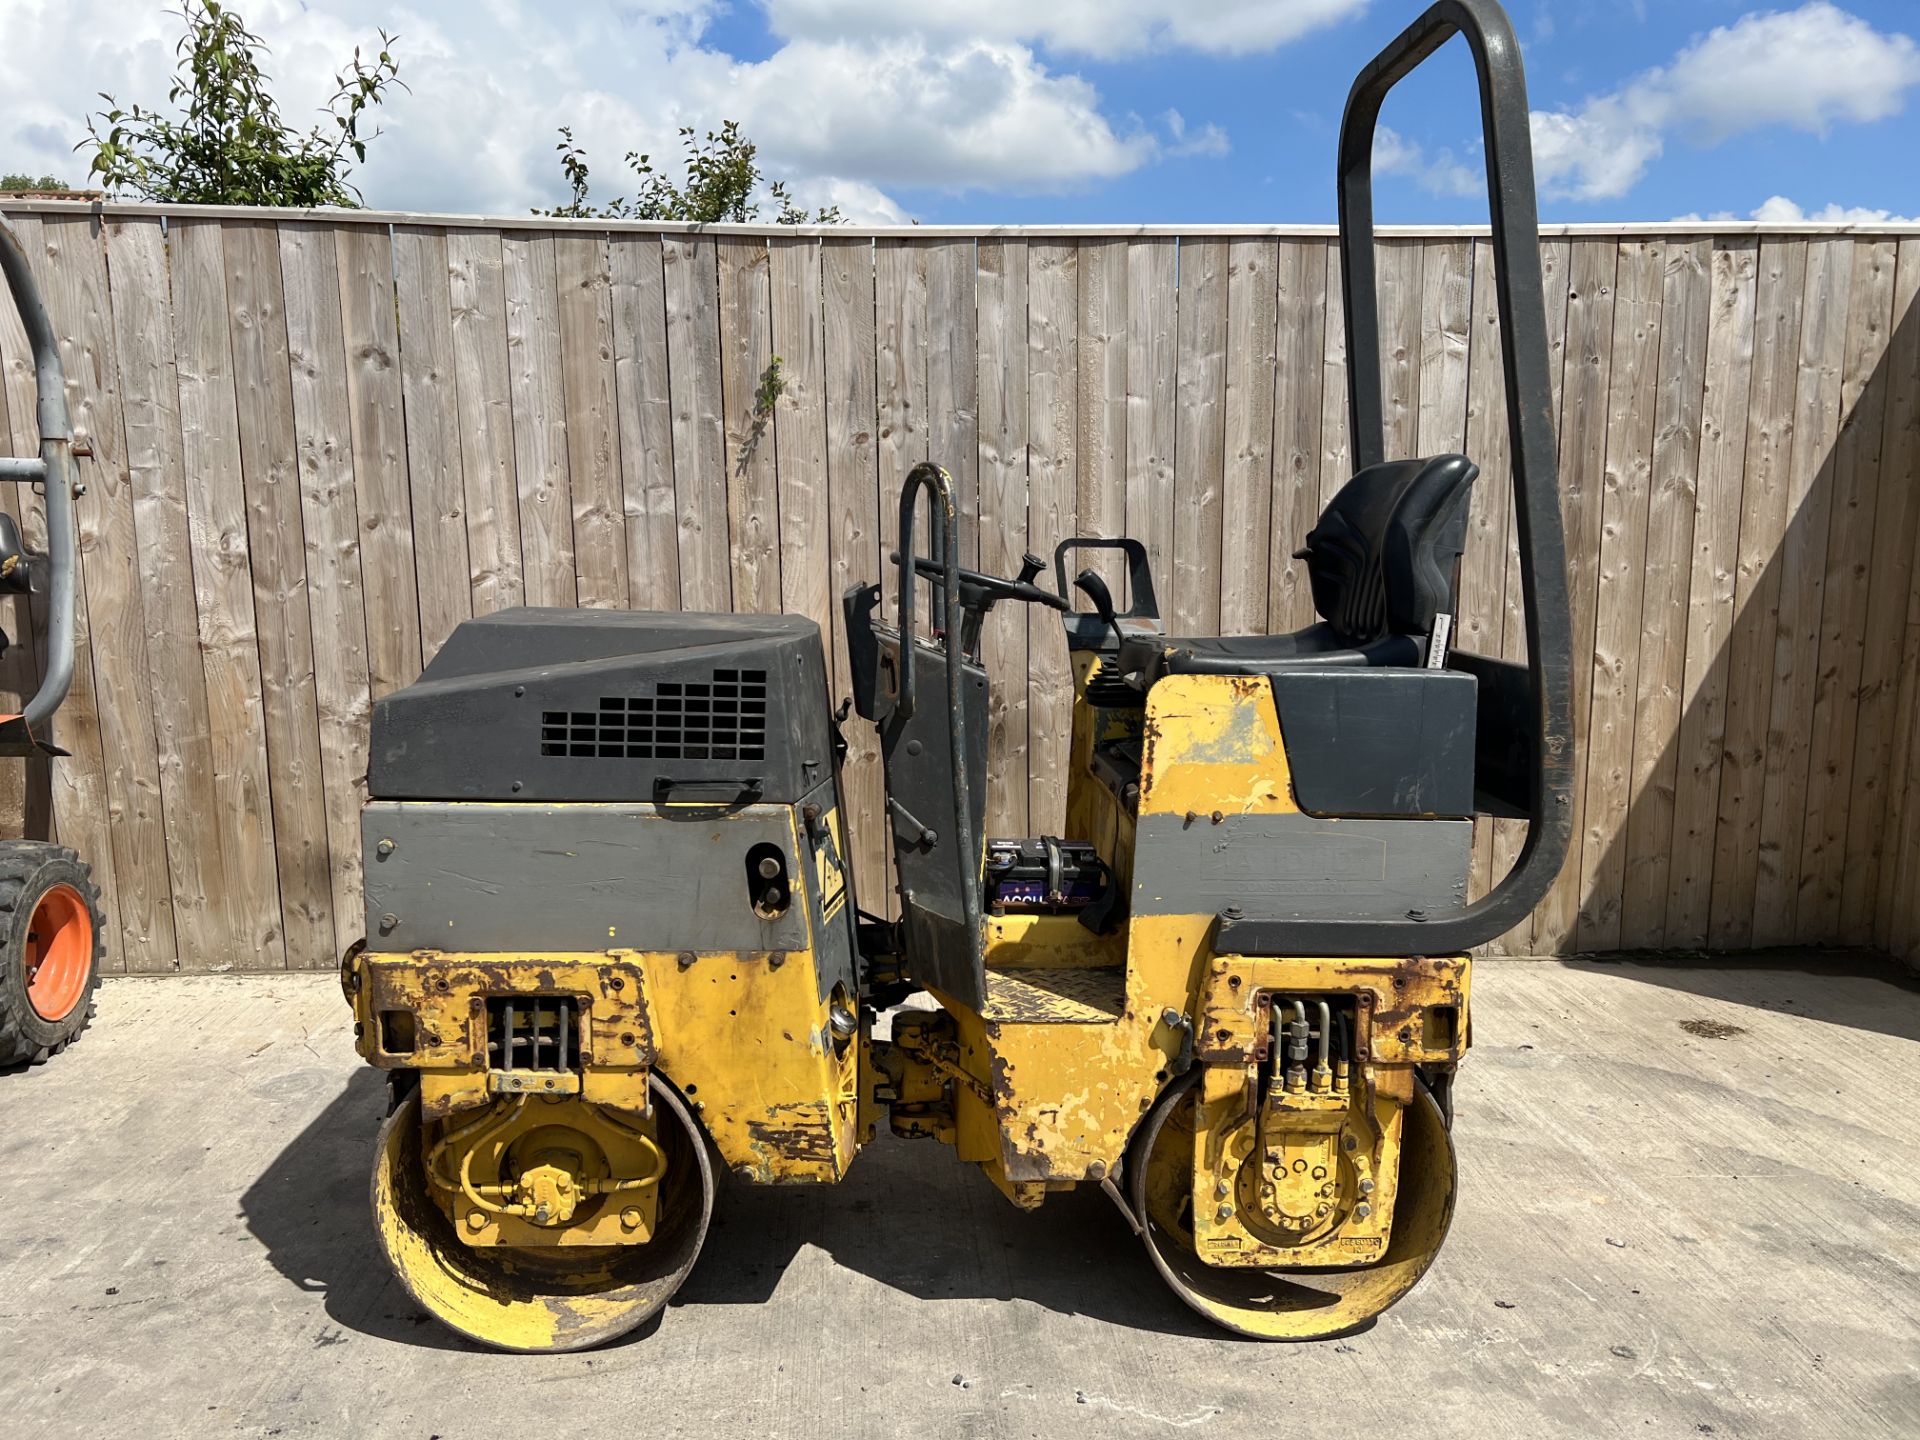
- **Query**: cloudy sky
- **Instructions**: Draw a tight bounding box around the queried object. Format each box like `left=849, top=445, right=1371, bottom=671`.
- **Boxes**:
left=2, top=0, right=1916, bottom=225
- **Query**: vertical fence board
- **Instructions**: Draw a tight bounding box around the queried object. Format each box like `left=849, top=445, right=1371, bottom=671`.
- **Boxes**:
left=664, top=236, right=728, bottom=612
left=224, top=220, right=334, bottom=968
left=502, top=232, right=576, bottom=611
left=1268, top=240, right=1328, bottom=634
left=446, top=229, right=524, bottom=616
left=1377, top=240, right=1423, bottom=462
left=720, top=238, right=781, bottom=614
left=1861, top=241, right=1920, bottom=945
left=1319, top=243, right=1353, bottom=514
left=1125, top=240, right=1177, bottom=611
left=1460, top=239, right=1511, bottom=902
left=105, top=218, right=221, bottom=968
left=1171, top=239, right=1226, bottom=635
left=42, top=216, right=171, bottom=971
left=821, top=238, right=885, bottom=911
left=1027, top=243, right=1078, bottom=831
left=1710, top=239, right=1810, bottom=949
left=393, top=227, right=476, bottom=651
left=927, top=239, right=980, bottom=567
left=1488, top=241, right=1571, bottom=952
left=875, top=240, right=928, bottom=631
left=553, top=233, right=626, bottom=610
left=1619, top=238, right=1711, bottom=948
left=609, top=235, right=680, bottom=611
left=1415, top=240, right=1472, bottom=459
left=1578, top=240, right=1666, bottom=952
left=1220, top=239, right=1278, bottom=635
left=772, top=237, right=829, bottom=628
left=279, top=223, right=374, bottom=960
left=979, top=239, right=1031, bottom=840
left=1531, top=238, right=1618, bottom=954
left=1796, top=240, right=1899, bottom=939
left=1752, top=237, right=1852, bottom=947
left=1076, top=239, right=1129, bottom=598
left=336, top=226, right=423, bottom=697
left=168, top=219, right=284, bottom=968
left=1665, top=240, right=1758, bottom=948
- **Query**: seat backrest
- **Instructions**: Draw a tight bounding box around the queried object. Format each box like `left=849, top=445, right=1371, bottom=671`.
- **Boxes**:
left=1294, top=455, right=1477, bottom=646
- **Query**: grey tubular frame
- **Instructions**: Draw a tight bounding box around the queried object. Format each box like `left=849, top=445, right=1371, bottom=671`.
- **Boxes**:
left=1217, top=0, right=1574, bottom=957
left=0, top=212, right=77, bottom=738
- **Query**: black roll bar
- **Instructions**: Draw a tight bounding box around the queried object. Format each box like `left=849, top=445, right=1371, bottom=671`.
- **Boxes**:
left=1219, top=0, right=1574, bottom=957
left=0, top=212, right=78, bottom=741
left=894, top=461, right=984, bottom=960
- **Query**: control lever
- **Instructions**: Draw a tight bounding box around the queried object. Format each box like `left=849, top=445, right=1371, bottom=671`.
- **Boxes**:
left=1016, top=551, right=1047, bottom=586
left=1073, top=568, right=1122, bottom=650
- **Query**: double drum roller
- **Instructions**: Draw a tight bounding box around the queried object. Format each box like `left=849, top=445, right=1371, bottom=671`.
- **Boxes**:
left=340, top=0, right=1573, bottom=1351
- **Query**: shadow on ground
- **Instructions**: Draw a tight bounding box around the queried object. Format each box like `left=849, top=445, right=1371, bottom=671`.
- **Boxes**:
left=1553, top=949, right=1920, bottom=1045
left=239, top=1067, right=1215, bottom=1351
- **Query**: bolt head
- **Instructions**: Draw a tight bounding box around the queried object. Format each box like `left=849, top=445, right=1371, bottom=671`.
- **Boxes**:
left=1356, top=1202, right=1372, bottom=1219
left=1215, top=1204, right=1234, bottom=1222
left=465, top=1211, right=489, bottom=1232
left=620, top=1207, right=644, bottom=1230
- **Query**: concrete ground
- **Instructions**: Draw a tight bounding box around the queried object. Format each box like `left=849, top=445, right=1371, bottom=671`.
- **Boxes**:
left=1, top=956, right=1916, bottom=1439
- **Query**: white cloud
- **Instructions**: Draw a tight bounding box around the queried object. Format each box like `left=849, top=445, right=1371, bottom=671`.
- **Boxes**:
left=0, top=0, right=1179, bottom=216
left=1373, top=125, right=1483, bottom=199
left=779, top=177, right=912, bottom=226
left=762, top=0, right=1371, bottom=61
left=1164, top=109, right=1230, bottom=159
left=1748, top=195, right=1918, bottom=224
left=1531, top=2, right=1920, bottom=201
left=696, top=38, right=1153, bottom=191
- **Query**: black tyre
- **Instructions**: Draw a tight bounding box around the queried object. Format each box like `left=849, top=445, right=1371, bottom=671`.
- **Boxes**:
left=0, top=842, right=105, bottom=1067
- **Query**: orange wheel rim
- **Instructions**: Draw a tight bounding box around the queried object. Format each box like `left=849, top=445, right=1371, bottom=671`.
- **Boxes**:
left=25, top=883, right=91, bottom=1022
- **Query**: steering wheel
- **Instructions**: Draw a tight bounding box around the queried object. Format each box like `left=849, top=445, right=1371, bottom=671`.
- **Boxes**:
left=906, top=554, right=1072, bottom=612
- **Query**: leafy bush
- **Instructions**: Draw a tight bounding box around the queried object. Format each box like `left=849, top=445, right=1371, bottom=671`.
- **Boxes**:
left=540, top=121, right=841, bottom=224
left=82, top=1, right=402, bottom=207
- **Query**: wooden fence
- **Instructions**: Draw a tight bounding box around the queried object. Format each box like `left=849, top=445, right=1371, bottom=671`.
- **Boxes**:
left=0, top=203, right=1916, bottom=974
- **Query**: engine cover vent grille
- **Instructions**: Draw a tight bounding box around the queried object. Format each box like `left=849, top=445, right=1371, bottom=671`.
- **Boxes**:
left=540, top=668, right=768, bottom=760
left=486, top=995, right=578, bottom=1074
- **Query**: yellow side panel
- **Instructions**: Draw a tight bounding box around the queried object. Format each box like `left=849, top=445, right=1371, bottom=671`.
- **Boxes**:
left=350, top=948, right=859, bottom=1185
left=1138, top=672, right=1299, bottom=818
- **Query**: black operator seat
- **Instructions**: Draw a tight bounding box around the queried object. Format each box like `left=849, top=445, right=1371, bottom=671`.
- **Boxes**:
left=1118, top=454, right=1477, bottom=684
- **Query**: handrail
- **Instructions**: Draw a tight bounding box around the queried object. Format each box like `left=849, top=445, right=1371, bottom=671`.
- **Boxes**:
left=1226, top=0, right=1573, bottom=957
left=0, top=211, right=78, bottom=737
left=894, top=461, right=983, bottom=962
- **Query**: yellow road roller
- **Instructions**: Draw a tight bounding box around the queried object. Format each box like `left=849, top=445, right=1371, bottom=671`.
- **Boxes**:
left=340, top=0, right=1574, bottom=1351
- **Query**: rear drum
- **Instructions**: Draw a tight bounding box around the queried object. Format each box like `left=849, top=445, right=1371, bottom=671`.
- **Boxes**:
left=1129, top=1069, right=1457, bottom=1339
left=373, top=1074, right=714, bottom=1352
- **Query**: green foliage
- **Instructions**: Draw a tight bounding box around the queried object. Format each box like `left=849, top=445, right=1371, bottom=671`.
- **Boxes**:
left=81, top=1, right=403, bottom=207
left=754, top=358, right=786, bottom=417
left=0, top=173, right=73, bottom=191
left=540, top=121, right=842, bottom=224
